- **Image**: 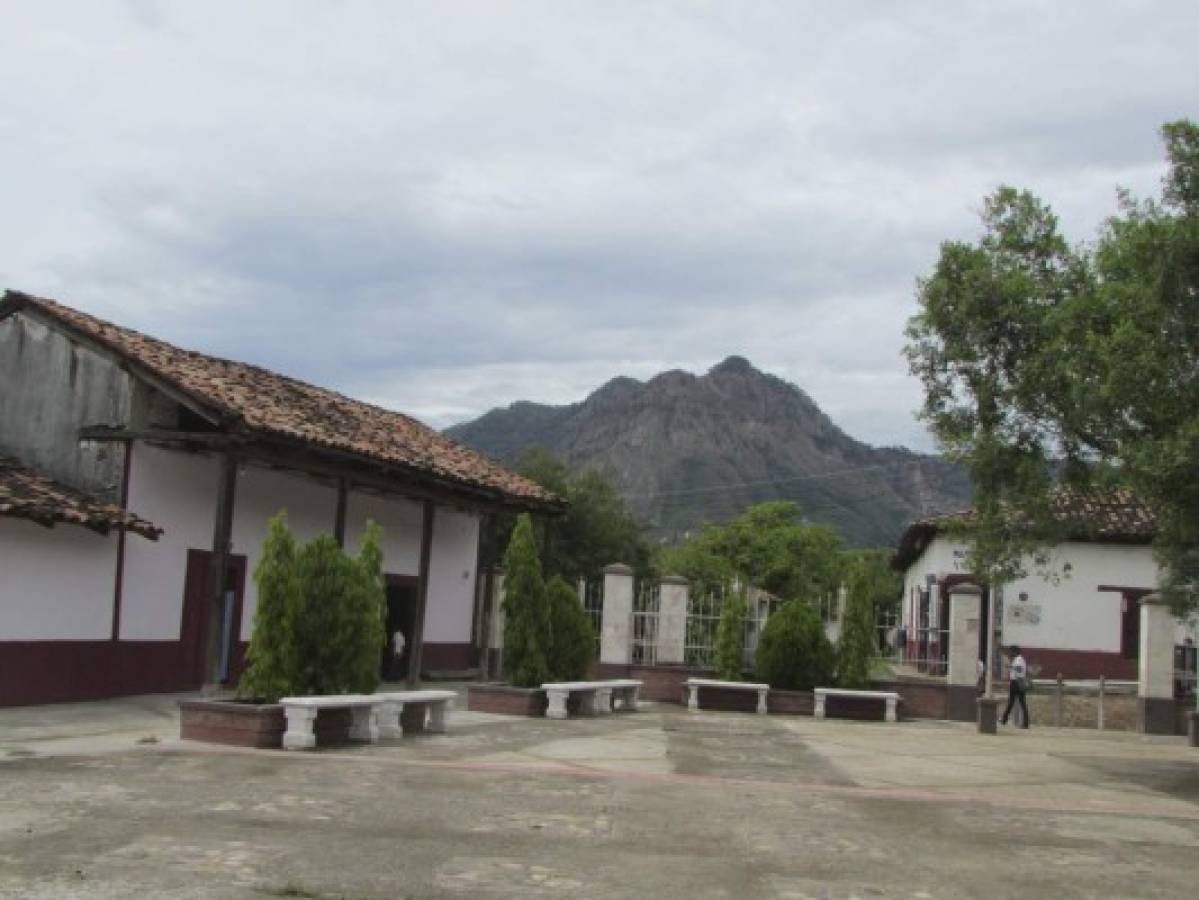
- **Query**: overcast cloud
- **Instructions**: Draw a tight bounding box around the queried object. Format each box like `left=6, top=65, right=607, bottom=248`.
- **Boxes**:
left=2, top=1, right=1195, bottom=452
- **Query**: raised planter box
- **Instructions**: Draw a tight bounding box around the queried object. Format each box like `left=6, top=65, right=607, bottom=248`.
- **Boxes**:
left=467, top=683, right=547, bottom=717
left=179, top=699, right=354, bottom=748
left=766, top=689, right=814, bottom=715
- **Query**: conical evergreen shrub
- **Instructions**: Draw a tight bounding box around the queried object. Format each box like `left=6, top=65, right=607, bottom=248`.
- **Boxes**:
left=713, top=589, right=747, bottom=681
left=502, top=513, right=551, bottom=687
left=239, top=512, right=300, bottom=702
left=546, top=575, right=595, bottom=681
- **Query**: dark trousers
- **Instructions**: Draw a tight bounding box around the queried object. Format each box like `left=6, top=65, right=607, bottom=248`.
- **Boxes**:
left=1002, top=680, right=1029, bottom=727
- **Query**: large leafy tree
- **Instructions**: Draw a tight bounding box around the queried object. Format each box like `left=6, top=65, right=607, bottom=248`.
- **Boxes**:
left=481, top=448, right=652, bottom=579
left=660, top=501, right=845, bottom=603
left=906, top=121, right=1199, bottom=612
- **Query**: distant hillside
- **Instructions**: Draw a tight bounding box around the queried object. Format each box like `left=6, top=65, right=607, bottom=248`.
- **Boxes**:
left=446, top=356, right=972, bottom=547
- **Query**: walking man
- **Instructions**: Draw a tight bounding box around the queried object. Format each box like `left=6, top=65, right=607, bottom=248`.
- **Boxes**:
left=1000, top=645, right=1030, bottom=728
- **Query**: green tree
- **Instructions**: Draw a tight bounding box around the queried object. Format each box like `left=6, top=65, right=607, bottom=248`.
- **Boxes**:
left=660, top=501, right=845, bottom=603
left=755, top=600, right=835, bottom=690
left=239, top=512, right=300, bottom=701
left=906, top=120, right=1199, bottom=613
left=545, top=575, right=595, bottom=681
left=837, top=560, right=877, bottom=689
left=502, top=513, right=551, bottom=687
left=481, top=448, right=653, bottom=580
left=713, top=588, right=747, bottom=680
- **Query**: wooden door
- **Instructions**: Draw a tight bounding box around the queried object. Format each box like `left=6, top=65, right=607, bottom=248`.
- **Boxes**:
left=180, top=550, right=248, bottom=688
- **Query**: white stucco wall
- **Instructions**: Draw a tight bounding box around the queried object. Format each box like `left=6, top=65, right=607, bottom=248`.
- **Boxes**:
left=901, top=534, right=1176, bottom=653
left=121, top=443, right=217, bottom=640
left=232, top=464, right=338, bottom=635
left=423, top=508, right=480, bottom=643
left=344, top=489, right=423, bottom=576
left=0, top=517, right=118, bottom=639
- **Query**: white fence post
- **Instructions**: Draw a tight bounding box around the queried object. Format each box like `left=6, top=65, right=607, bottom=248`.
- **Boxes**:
left=600, top=564, right=635, bottom=667
left=1138, top=594, right=1177, bottom=734
left=656, top=576, right=689, bottom=665
left=946, top=582, right=982, bottom=722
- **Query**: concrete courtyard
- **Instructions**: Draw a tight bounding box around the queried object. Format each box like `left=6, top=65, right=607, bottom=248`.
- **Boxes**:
left=1, top=687, right=1197, bottom=899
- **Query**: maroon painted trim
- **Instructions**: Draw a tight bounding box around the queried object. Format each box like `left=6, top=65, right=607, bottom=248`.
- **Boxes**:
left=110, top=439, right=134, bottom=641
left=0, top=640, right=208, bottom=707
left=420, top=642, right=473, bottom=672
left=1022, top=647, right=1138, bottom=680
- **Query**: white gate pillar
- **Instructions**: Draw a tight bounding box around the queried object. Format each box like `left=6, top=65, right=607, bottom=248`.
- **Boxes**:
left=655, top=576, right=689, bottom=666
left=945, top=583, right=982, bottom=722
left=600, top=564, right=634, bottom=667
left=1138, top=594, right=1177, bottom=735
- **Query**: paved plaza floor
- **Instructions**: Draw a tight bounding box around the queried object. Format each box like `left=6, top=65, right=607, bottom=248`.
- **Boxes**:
left=1, top=687, right=1197, bottom=899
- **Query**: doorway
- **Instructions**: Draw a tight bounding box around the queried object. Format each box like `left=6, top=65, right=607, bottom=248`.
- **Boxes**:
left=383, top=575, right=419, bottom=682
left=180, top=549, right=247, bottom=688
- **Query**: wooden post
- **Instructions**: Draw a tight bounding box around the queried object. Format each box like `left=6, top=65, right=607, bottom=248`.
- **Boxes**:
left=1055, top=674, right=1064, bottom=727
left=1097, top=675, right=1106, bottom=731
left=333, top=478, right=348, bottom=547
left=406, top=500, right=436, bottom=687
left=205, top=454, right=238, bottom=685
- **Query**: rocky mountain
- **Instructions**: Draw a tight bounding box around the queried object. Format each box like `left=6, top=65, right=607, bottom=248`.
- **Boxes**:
left=446, top=356, right=972, bottom=547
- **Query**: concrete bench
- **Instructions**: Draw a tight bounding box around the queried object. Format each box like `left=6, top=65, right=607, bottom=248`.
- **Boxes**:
left=373, top=690, right=456, bottom=739
left=541, top=680, right=644, bottom=719
left=280, top=694, right=380, bottom=750
left=813, top=688, right=900, bottom=722
left=685, top=678, right=769, bottom=714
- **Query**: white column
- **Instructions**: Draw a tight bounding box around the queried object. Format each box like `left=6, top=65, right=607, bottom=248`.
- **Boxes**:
left=600, top=563, right=634, bottom=666
left=1138, top=594, right=1178, bottom=734
left=655, top=576, right=689, bottom=665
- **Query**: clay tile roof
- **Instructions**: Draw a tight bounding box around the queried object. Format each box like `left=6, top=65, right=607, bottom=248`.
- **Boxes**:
left=892, top=487, right=1156, bottom=571
left=0, top=456, right=160, bottom=539
left=4, top=292, right=561, bottom=510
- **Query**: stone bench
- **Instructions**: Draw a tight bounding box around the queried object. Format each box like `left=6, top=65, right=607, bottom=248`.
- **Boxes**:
left=542, top=680, right=644, bottom=719
left=813, top=688, right=900, bottom=722
left=373, top=690, right=456, bottom=739
left=685, top=678, right=769, bottom=714
left=280, top=694, right=380, bottom=751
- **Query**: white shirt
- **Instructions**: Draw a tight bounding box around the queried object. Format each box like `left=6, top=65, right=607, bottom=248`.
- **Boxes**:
left=1009, top=654, right=1027, bottom=683
left=392, top=631, right=406, bottom=657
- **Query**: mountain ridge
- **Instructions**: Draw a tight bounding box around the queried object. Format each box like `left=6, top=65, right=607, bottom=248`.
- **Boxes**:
left=447, top=357, right=972, bottom=547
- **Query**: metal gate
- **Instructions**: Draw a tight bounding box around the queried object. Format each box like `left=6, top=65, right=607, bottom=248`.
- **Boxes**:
left=631, top=580, right=659, bottom=665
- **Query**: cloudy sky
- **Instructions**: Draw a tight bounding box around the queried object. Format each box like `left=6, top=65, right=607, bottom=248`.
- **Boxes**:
left=2, top=2, right=1195, bottom=452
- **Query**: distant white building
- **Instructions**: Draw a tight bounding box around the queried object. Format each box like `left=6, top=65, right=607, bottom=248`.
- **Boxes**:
left=892, top=490, right=1197, bottom=681
left=0, top=291, right=562, bottom=706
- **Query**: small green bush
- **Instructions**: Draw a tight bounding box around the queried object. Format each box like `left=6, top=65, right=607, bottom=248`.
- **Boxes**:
left=239, top=514, right=386, bottom=702
left=837, top=563, right=876, bottom=689
left=502, top=513, right=551, bottom=687
left=545, top=575, right=595, bottom=681
left=713, top=589, right=747, bottom=680
left=754, top=600, right=835, bottom=690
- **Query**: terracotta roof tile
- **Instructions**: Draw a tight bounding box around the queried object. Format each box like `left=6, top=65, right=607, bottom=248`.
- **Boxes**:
left=0, top=456, right=160, bottom=539
left=892, top=487, right=1156, bottom=571
left=4, top=292, right=561, bottom=510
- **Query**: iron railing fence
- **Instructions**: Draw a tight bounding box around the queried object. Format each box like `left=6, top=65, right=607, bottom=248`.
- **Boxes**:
left=582, top=577, right=603, bottom=657
left=630, top=580, right=660, bottom=666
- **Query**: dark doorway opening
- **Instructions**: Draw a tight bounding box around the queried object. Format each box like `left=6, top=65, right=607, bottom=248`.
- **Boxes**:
left=383, top=575, right=419, bottom=682
left=180, top=549, right=247, bottom=688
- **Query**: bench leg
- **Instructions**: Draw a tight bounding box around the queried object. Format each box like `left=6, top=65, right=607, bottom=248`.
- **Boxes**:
left=757, top=689, right=768, bottom=715
left=594, top=688, right=613, bottom=715
left=349, top=705, right=379, bottom=743
left=687, top=685, right=698, bottom=711
left=283, top=707, right=317, bottom=751
left=546, top=689, right=569, bottom=720
left=814, top=694, right=826, bottom=719
left=377, top=702, right=404, bottom=740
left=427, top=700, right=448, bottom=734
left=885, top=698, right=897, bottom=723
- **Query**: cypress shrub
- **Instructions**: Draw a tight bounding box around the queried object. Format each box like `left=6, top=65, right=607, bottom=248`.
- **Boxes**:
left=713, top=589, right=747, bottom=681
left=755, top=600, right=835, bottom=691
left=546, top=575, right=595, bottom=681
left=238, top=515, right=386, bottom=702
left=239, top=513, right=300, bottom=702
left=502, top=513, right=551, bottom=687
left=837, top=564, right=876, bottom=689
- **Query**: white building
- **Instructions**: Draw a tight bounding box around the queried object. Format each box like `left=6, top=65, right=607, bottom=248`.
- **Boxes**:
left=0, top=291, right=561, bottom=706
left=892, top=490, right=1197, bottom=680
